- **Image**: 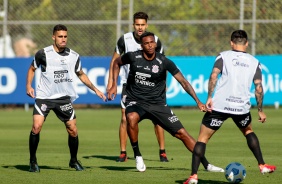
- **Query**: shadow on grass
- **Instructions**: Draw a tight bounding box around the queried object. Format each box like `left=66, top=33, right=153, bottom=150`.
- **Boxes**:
left=175, top=179, right=229, bottom=184
left=83, top=154, right=134, bottom=161
left=83, top=154, right=162, bottom=162
left=2, top=165, right=86, bottom=172
left=99, top=165, right=188, bottom=172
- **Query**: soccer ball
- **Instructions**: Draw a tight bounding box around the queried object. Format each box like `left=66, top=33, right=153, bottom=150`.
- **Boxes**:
left=225, top=162, right=246, bottom=183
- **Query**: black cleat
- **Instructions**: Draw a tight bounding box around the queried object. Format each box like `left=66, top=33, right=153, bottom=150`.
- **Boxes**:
left=160, top=153, right=169, bottom=162
left=69, top=160, right=84, bottom=171
left=29, top=161, right=40, bottom=172
left=116, top=153, right=128, bottom=162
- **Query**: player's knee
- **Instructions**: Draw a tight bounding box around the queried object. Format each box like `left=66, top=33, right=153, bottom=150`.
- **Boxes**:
left=126, top=113, right=139, bottom=126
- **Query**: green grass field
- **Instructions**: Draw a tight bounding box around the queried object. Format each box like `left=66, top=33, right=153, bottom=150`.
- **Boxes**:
left=0, top=107, right=280, bottom=184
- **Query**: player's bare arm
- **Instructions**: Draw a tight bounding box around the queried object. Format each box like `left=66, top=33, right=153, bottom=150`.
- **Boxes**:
left=207, top=67, right=221, bottom=98
left=107, top=52, right=120, bottom=92
left=173, top=72, right=206, bottom=111
left=76, top=70, right=107, bottom=101
left=254, top=79, right=266, bottom=123
left=107, top=57, right=124, bottom=100
left=26, top=65, right=36, bottom=98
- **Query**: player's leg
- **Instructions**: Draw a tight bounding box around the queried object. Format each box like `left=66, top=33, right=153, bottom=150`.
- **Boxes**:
left=29, top=99, right=51, bottom=172
left=117, top=84, right=128, bottom=162
left=154, top=124, right=168, bottom=162
left=117, top=107, right=128, bottom=162
left=233, top=113, right=276, bottom=174
left=29, top=114, right=45, bottom=172
left=125, top=103, right=146, bottom=172
left=54, top=97, right=84, bottom=171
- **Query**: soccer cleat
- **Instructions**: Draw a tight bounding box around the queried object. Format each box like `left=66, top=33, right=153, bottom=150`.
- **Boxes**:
left=29, top=160, right=40, bottom=172
left=69, top=160, right=84, bottom=171
left=160, top=153, right=169, bottom=162
left=183, top=174, right=198, bottom=184
left=206, top=164, right=224, bottom=172
left=116, top=153, right=128, bottom=162
left=259, top=164, right=276, bottom=174
left=135, top=156, right=146, bottom=172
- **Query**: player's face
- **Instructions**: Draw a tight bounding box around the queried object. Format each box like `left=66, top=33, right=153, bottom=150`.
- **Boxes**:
left=141, top=35, right=156, bottom=55
left=52, top=30, right=68, bottom=52
left=133, top=19, right=148, bottom=38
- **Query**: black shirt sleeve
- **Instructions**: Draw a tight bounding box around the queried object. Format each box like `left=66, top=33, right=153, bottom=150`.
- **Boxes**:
left=253, top=63, right=262, bottom=80
left=156, top=39, right=164, bottom=54
left=214, top=54, right=223, bottom=71
left=115, top=36, right=125, bottom=54
left=164, top=57, right=179, bottom=75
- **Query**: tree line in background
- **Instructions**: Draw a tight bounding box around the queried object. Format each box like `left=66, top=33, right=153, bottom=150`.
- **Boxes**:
left=4, top=0, right=282, bottom=56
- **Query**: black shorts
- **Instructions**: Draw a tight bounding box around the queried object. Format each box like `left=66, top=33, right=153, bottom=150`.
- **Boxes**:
left=202, top=110, right=252, bottom=130
left=125, top=101, right=184, bottom=136
left=33, top=96, right=76, bottom=123
left=120, top=83, right=127, bottom=109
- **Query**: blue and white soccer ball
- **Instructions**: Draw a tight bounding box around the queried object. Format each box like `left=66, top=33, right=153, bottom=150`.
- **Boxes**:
left=225, top=162, right=246, bottom=183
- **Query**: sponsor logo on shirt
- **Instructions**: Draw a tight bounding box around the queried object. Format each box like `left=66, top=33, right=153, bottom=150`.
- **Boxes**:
left=232, top=58, right=249, bottom=67
left=223, top=107, right=243, bottom=112
left=136, top=55, right=142, bottom=58
left=135, top=72, right=155, bottom=86
left=156, top=58, right=162, bottom=64
left=53, top=70, right=73, bottom=84
left=152, top=65, right=159, bottom=73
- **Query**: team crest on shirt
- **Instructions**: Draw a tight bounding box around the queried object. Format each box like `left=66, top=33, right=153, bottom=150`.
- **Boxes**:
left=152, top=65, right=159, bottom=73
left=41, top=104, right=47, bottom=111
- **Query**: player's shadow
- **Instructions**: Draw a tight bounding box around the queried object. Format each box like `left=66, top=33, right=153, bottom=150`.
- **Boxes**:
left=2, top=165, right=90, bottom=172
left=83, top=154, right=131, bottom=161
left=83, top=154, right=159, bottom=162
left=175, top=179, right=230, bottom=184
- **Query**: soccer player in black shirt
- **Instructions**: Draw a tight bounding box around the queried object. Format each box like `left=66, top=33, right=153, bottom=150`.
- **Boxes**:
left=107, top=32, right=224, bottom=173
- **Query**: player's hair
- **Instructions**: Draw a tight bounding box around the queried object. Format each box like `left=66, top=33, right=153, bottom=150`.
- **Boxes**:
left=133, top=12, right=149, bottom=22
left=231, top=30, right=248, bottom=45
left=140, top=32, right=155, bottom=42
left=53, top=24, right=67, bottom=34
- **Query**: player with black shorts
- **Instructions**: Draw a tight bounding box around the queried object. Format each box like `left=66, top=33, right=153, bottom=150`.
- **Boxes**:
left=107, top=32, right=224, bottom=173
left=107, top=11, right=168, bottom=162
left=185, top=30, right=276, bottom=184
left=26, top=24, right=106, bottom=172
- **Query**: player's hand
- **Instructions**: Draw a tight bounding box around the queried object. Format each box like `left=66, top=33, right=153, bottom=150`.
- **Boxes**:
left=26, top=86, right=35, bottom=98
left=107, top=85, right=117, bottom=101
left=258, top=111, right=266, bottom=123
left=197, top=101, right=207, bottom=112
left=205, top=97, right=213, bottom=112
left=95, top=91, right=107, bottom=102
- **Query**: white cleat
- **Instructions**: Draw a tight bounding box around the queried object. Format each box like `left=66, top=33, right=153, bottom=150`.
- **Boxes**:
left=136, top=156, right=146, bottom=172
left=206, top=164, right=224, bottom=172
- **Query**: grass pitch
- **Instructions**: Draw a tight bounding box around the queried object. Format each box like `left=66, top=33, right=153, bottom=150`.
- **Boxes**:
left=0, top=107, right=280, bottom=184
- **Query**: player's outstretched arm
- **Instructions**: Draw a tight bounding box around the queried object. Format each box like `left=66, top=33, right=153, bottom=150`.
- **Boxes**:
left=26, top=65, right=36, bottom=98
left=76, top=70, right=107, bottom=102
left=173, top=72, right=206, bottom=112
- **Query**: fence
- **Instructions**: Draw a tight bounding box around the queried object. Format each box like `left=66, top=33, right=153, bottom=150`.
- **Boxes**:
left=0, top=0, right=281, bottom=57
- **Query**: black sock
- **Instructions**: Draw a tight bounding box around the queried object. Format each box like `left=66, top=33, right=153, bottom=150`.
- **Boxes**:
left=68, top=135, right=78, bottom=162
left=131, top=141, right=141, bottom=157
left=246, top=132, right=265, bottom=164
left=159, top=149, right=166, bottom=154
left=29, top=131, right=39, bottom=162
left=120, top=151, right=127, bottom=155
left=192, top=142, right=206, bottom=175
